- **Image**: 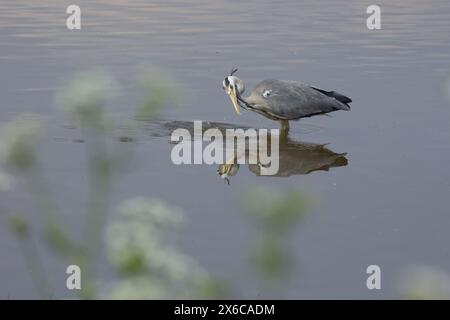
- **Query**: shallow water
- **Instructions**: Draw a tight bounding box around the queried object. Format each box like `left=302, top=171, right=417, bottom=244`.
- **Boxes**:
left=1, top=0, right=450, bottom=298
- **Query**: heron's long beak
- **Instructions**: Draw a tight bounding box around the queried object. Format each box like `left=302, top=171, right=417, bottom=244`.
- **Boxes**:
left=227, top=84, right=241, bottom=115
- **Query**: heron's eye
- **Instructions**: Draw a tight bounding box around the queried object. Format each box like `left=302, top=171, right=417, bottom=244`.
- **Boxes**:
left=262, top=90, right=272, bottom=98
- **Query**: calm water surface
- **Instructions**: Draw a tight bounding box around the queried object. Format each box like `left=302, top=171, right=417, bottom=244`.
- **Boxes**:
left=1, top=0, right=450, bottom=298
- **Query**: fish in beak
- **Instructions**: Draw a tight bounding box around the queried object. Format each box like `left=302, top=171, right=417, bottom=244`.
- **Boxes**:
left=227, top=83, right=241, bottom=115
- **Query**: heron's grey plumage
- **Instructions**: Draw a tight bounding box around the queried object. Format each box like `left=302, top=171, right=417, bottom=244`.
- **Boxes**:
left=239, top=79, right=351, bottom=121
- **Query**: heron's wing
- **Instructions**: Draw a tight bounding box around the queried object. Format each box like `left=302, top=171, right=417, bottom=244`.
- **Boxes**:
left=309, top=85, right=352, bottom=104
left=247, top=80, right=350, bottom=120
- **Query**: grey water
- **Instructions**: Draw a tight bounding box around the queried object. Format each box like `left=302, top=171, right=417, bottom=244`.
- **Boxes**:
left=1, top=0, right=450, bottom=298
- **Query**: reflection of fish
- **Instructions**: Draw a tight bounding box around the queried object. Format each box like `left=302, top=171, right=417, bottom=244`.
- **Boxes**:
left=217, top=163, right=239, bottom=185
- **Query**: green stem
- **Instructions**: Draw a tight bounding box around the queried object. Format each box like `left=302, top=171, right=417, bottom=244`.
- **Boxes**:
left=18, top=233, right=52, bottom=299
left=81, top=132, right=112, bottom=299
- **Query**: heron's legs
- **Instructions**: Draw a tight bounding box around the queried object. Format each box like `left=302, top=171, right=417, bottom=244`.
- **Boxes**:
left=280, top=120, right=290, bottom=138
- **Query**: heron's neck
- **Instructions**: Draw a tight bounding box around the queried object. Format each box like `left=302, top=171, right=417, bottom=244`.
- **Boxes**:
left=237, top=93, right=250, bottom=109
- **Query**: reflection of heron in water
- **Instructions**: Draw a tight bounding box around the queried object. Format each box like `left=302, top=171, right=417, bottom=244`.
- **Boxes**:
left=142, top=119, right=348, bottom=184
left=218, top=136, right=348, bottom=184
left=222, top=69, right=352, bottom=134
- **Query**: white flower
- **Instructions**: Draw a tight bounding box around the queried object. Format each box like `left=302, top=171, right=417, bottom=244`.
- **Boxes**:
left=0, top=114, right=44, bottom=171
left=116, top=197, right=183, bottom=226
left=55, top=71, right=119, bottom=128
left=105, top=197, right=209, bottom=299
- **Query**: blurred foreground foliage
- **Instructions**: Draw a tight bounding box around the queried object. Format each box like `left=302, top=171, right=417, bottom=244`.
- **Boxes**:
left=244, top=187, right=309, bottom=281
left=0, top=70, right=222, bottom=299
left=400, top=266, right=450, bottom=299
left=1, top=69, right=309, bottom=299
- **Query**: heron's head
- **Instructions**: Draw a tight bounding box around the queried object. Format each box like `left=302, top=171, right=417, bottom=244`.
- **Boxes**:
left=222, top=68, right=245, bottom=115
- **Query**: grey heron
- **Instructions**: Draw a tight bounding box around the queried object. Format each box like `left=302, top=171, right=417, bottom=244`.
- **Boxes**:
left=222, top=69, right=352, bottom=133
